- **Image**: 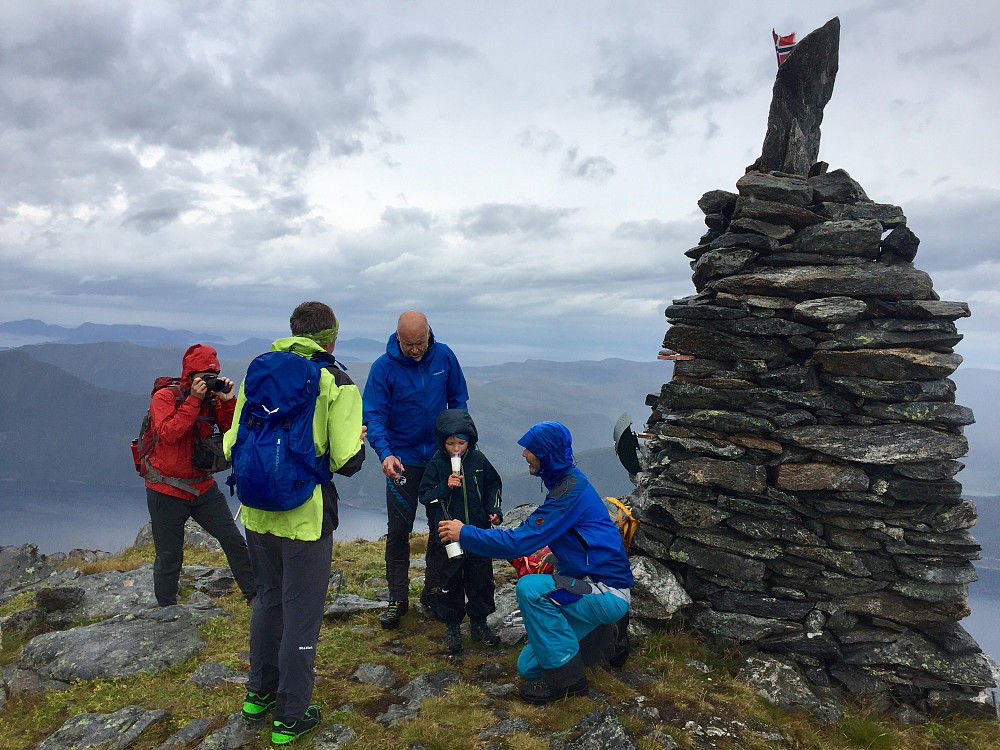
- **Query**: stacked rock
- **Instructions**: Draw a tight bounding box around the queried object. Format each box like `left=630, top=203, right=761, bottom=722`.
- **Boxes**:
left=635, top=167, right=997, bottom=717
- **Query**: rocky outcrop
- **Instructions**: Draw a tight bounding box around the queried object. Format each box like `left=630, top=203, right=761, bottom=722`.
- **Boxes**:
left=637, top=163, right=997, bottom=719
left=34, top=705, right=169, bottom=750
left=754, top=18, right=840, bottom=175
left=19, top=603, right=222, bottom=681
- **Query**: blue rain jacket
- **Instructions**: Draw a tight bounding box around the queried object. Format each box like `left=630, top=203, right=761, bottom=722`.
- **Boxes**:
left=362, top=330, right=469, bottom=465
left=460, top=421, right=634, bottom=590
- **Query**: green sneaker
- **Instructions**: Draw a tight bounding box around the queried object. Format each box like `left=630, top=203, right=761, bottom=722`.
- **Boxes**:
left=241, top=690, right=276, bottom=722
left=271, top=705, right=321, bottom=745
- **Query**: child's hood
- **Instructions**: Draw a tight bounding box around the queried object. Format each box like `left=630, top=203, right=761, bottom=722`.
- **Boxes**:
left=433, top=409, right=478, bottom=450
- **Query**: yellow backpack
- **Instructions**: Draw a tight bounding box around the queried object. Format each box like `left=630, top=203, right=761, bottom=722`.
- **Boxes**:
left=604, top=496, right=640, bottom=555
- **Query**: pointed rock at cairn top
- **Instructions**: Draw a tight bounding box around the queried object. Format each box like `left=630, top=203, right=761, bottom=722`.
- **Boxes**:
left=753, top=17, right=840, bottom=176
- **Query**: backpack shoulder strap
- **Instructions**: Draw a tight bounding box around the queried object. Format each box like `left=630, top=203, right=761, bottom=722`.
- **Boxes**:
left=310, top=351, right=347, bottom=372
left=141, top=376, right=210, bottom=492
left=605, top=496, right=640, bottom=555
left=151, top=376, right=188, bottom=399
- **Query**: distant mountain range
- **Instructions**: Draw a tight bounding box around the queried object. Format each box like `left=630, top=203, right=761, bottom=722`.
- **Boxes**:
left=0, top=318, right=386, bottom=362
left=2, top=320, right=998, bottom=566
left=0, top=331, right=657, bottom=514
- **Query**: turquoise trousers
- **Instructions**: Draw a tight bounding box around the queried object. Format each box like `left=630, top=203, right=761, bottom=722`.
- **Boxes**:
left=514, top=573, right=629, bottom=680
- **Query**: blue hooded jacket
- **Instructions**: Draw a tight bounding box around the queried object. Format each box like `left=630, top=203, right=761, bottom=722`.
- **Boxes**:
left=459, top=421, right=634, bottom=589
left=362, top=330, right=469, bottom=465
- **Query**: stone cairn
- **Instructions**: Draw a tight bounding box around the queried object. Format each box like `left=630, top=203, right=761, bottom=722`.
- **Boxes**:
left=631, top=17, right=998, bottom=719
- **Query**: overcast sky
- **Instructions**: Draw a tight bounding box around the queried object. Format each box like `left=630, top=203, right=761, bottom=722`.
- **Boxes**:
left=1, top=1, right=997, bottom=366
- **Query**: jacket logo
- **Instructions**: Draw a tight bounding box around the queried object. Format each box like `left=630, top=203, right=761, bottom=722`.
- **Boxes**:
left=535, top=518, right=544, bottom=525
left=432, top=370, right=445, bottom=376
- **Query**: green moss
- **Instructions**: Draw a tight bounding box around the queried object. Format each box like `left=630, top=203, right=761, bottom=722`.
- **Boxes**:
left=0, top=591, right=34, bottom=617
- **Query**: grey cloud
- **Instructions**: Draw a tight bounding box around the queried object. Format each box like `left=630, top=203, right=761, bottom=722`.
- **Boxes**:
left=228, top=210, right=298, bottom=246
left=898, top=34, right=991, bottom=65
left=612, top=218, right=698, bottom=244
left=122, top=207, right=181, bottom=234
left=907, top=188, right=1000, bottom=273
left=0, top=2, right=383, bottom=211
left=517, top=127, right=563, bottom=154
left=562, top=148, right=616, bottom=182
left=456, top=204, right=577, bottom=240
left=592, top=37, right=735, bottom=132
left=256, top=14, right=367, bottom=76
left=270, top=194, right=310, bottom=219
left=374, top=33, right=476, bottom=68
left=2, top=2, right=127, bottom=81
left=380, top=206, right=434, bottom=232
left=120, top=189, right=191, bottom=234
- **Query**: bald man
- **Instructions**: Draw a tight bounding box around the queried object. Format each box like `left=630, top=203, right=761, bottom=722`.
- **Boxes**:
left=362, top=311, right=469, bottom=629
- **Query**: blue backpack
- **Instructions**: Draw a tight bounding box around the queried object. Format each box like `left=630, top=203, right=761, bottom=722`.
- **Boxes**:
left=229, top=351, right=333, bottom=512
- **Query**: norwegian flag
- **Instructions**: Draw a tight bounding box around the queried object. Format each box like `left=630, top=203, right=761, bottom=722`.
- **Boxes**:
left=773, top=29, right=796, bottom=66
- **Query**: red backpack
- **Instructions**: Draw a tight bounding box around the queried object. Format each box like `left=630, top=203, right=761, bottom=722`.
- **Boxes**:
left=130, top=377, right=227, bottom=495
left=131, top=377, right=186, bottom=476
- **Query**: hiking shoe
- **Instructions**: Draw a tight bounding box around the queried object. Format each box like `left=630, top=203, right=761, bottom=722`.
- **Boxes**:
left=518, top=677, right=589, bottom=704
left=271, top=705, right=321, bottom=745
left=445, top=624, right=463, bottom=654
left=241, top=690, right=276, bottom=722
left=380, top=599, right=408, bottom=630
left=470, top=619, right=500, bottom=646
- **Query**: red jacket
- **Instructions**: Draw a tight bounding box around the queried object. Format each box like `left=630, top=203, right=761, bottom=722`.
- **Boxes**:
left=145, top=344, right=236, bottom=500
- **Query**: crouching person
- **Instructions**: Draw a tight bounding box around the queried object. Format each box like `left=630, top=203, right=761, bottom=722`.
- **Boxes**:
left=438, top=421, right=633, bottom=704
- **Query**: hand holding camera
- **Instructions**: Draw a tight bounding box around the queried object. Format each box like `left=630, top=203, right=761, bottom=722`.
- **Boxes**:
left=193, top=373, right=235, bottom=401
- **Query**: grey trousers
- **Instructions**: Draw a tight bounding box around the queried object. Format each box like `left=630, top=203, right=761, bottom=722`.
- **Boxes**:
left=146, top=484, right=255, bottom=607
left=246, top=529, right=332, bottom=722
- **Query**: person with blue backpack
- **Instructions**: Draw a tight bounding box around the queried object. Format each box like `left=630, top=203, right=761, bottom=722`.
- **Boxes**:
left=224, top=301, right=365, bottom=746
left=362, top=310, right=469, bottom=630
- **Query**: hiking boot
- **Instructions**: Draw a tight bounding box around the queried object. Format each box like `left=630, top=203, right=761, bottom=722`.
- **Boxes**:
left=444, top=624, right=463, bottom=654
left=380, top=599, right=408, bottom=630
left=609, top=612, right=630, bottom=669
left=518, top=677, right=589, bottom=704
left=271, top=705, right=321, bottom=745
left=470, top=619, right=500, bottom=646
left=241, top=690, right=276, bottom=722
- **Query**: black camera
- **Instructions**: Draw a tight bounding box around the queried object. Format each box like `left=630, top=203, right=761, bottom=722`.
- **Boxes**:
left=200, top=374, right=233, bottom=394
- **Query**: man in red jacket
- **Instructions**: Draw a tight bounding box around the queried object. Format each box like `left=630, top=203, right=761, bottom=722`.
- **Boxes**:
left=144, top=344, right=255, bottom=607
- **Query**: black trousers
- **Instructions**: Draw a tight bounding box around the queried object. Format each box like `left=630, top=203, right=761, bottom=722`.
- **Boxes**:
left=425, top=538, right=496, bottom=625
left=246, top=529, right=332, bottom=722
left=145, top=483, right=256, bottom=607
left=384, top=464, right=426, bottom=602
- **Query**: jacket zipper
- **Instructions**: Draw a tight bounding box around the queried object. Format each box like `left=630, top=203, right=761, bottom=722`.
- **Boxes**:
left=570, top=528, right=590, bottom=566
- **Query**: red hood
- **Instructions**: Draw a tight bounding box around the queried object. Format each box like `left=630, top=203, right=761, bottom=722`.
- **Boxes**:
left=181, top=344, right=221, bottom=382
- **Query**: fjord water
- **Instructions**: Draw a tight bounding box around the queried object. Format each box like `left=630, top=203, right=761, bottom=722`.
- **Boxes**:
left=0, top=480, right=389, bottom=554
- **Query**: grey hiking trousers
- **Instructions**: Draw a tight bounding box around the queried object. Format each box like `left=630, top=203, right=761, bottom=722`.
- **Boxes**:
left=246, top=529, right=332, bottom=722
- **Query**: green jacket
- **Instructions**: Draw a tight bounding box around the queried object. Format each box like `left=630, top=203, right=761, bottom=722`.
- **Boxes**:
left=224, top=337, right=364, bottom=541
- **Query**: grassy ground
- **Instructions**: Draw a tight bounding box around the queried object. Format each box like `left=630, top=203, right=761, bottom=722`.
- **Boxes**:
left=1, top=536, right=999, bottom=749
